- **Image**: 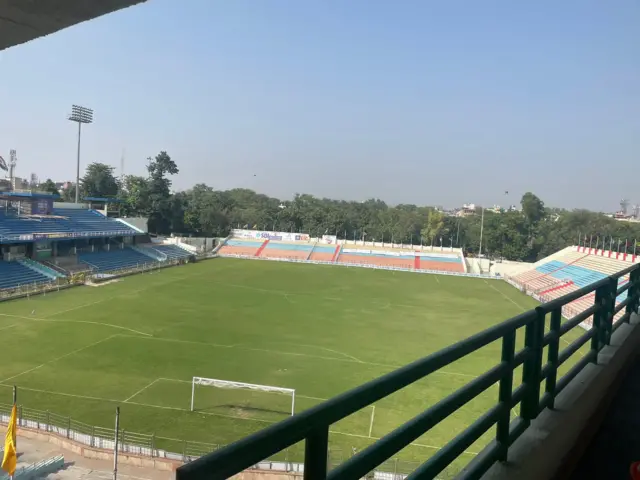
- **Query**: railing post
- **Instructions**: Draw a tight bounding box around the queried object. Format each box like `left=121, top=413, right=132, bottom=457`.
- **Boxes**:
left=627, top=268, right=640, bottom=319
left=545, top=308, right=562, bottom=409
left=497, top=329, right=516, bottom=461
left=591, top=285, right=608, bottom=358
left=603, top=277, right=617, bottom=345
left=304, top=427, right=329, bottom=480
left=521, top=309, right=544, bottom=421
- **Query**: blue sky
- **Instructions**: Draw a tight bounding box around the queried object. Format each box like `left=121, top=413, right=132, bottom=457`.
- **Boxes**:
left=0, top=0, right=637, bottom=211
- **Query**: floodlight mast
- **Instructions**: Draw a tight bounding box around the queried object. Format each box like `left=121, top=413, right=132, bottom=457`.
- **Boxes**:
left=68, top=105, right=94, bottom=203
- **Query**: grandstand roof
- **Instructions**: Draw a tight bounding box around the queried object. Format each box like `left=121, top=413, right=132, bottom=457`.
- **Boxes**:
left=0, top=191, right=59, bottom=199
left=0, top=0, right=146, bottom=51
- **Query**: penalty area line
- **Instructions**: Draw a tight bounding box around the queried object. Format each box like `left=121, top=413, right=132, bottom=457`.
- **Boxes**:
left=0, top=383, right=478, bottom=455
left=123, top=378, right=162, bottom=403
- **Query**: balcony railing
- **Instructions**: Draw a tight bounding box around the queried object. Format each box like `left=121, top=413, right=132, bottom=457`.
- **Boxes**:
left=176, top=263, right=640, bottom=480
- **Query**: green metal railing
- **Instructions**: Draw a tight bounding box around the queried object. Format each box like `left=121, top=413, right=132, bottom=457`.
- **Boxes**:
left=177, top=264, right=640, bottom=480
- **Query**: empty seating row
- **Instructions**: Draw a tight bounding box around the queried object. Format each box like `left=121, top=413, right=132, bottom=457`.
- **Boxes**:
left=0, top=209, right=136, bottom=239
left=0, top=261, right=51, bottom=290
left=150, top=244, right=192, bottom=259
left=53, top=209, right=135, bottom=234
left=78, top=248, right=156, bottom=272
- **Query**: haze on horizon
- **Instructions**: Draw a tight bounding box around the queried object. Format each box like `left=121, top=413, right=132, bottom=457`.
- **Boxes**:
left=0, top=0, right=637, bottom=212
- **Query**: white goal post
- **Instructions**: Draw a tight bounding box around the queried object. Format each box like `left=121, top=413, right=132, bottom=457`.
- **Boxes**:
left=190, top=376, right=296, bottom=416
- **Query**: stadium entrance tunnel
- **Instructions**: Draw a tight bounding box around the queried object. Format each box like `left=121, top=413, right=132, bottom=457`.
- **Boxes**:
left=0, top=0, right=146, bottom=51
left=175, top=264, right=640, bottom=480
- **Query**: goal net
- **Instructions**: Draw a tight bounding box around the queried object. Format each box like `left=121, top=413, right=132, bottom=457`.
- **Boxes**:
left=190, top=377, right=296, bottom=419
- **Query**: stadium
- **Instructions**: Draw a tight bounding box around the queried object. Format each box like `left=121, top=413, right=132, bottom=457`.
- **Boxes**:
left=1, top=191, right=639, bottom=478
left=1, top=3, right=640, bottom=480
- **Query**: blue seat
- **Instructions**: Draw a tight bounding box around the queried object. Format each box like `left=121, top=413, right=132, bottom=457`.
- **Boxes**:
left=148, top=244, right=192, bottom=259
left=0, top=261, right=51, bottom=290
left=78, top=248, right=156, bottom=272
left=0, top=209, right=137, bottom=240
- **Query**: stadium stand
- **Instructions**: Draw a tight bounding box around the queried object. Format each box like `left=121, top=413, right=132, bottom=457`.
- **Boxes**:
left=418, top=255, right=466, bottom=273
left=509, top=246, right=638, bottom=323
left=144, top=244, right=192, bottom=260
left=308, top=245, right=338, bottom=262
left=338, top=251, right=414, bottom=269
left=260, top=242, right=314, bottom=260
left=0, top=261, right=51, bottom=289
left=217, top=234, right=467, bottom=273
left=78, top=248, right=156, bottom=272
left=0, top=209, right=136, bottom=239
left=53, top=208, right=136, bottom=235
left=218, top=239, right=262, bottom=256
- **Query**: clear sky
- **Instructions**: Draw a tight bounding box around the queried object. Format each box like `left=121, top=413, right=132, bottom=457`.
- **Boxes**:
left=0, top=0, right=637, bottom=211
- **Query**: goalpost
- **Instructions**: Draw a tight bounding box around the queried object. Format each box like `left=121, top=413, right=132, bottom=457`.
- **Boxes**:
left=190, top=376, right=296, bottom=416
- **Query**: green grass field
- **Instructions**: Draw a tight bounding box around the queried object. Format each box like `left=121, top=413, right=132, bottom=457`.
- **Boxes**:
left=0, top=258, right=588, bottom=471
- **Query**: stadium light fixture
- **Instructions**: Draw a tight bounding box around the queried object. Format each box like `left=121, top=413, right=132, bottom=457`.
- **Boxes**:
left=68, top=105, right=94, bottom=203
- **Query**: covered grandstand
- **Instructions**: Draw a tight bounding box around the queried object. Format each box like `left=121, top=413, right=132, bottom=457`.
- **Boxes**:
left=0, top=191, right=193, bottom=295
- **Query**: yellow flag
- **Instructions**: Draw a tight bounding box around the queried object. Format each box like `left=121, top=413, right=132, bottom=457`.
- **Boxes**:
left=1, top=404, right=17, bottom=476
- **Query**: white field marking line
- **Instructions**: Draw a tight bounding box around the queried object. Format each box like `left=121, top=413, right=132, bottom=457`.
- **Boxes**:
left=123, top=378, right=162, bottom=403
left=481, top=283, right=580, bottom=352
left=0, top=381, right=478, bottom=454
left=265, top=341, right=363, bottom=363
left=42, top=263, right=236, bottom=319
left=484, top=280, right=528, bottom=311
left=327, top=430, right=478, bottom=455
left=0, top=384, right=274, bottom=425
left=0, top=323, right=17, bottom=332
left=434, top=275, right=441, bottom=284
left=0, top=313, right=152, bottom=337
left=368, top=405, right=376, bottom=437
left=152, top=319, right=189, bottom=335
left=0, top=335, right=118, bottom=383
left=120, top=334, right=478, bottom=378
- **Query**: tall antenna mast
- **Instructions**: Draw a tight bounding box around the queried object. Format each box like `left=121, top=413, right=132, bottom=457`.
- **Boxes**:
left=9, top=150, right=17, bottom=190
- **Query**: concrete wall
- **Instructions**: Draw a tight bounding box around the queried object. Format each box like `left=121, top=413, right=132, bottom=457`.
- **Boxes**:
left=467, top=257, right=533, bottom=276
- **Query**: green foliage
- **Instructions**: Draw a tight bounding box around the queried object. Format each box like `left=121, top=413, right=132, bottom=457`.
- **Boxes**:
left=108, top=151, right=640, bottom=261
left=39, top=179, right=59, bottom=196
left=81, top=163, right=119, bottom=199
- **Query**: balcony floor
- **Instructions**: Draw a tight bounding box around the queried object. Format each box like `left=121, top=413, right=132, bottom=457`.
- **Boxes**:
left=569, top=352, right=640, bottom=480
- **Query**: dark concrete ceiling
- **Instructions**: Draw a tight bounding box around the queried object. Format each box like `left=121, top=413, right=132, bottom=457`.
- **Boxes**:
left=0, top=0, right=146, bottom=51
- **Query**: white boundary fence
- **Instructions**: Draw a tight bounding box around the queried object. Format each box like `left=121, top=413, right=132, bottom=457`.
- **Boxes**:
left=0, top=403, right=462, bottom=479
left=218, top=253, right=502, bottom=280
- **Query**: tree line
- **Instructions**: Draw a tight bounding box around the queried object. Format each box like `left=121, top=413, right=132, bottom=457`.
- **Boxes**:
left=39, top=152, right=640, bottom=263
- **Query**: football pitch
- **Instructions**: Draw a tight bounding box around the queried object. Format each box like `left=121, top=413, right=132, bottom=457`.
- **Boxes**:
left=0, top=258, right=587, bottom=470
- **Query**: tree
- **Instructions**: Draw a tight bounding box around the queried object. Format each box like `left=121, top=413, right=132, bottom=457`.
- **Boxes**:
left=59, top=185, right=76, bottom=203
left=421, top=210, right=444, bottom=245
left=81, top=163, right=119, bottom=199
left=119, top=175, right=150, bottom=217
left=521, top=192, right=545, bottom=225
left=146, top=151, right=179, bottom=234
left=40, top=179, right=59, bottom=196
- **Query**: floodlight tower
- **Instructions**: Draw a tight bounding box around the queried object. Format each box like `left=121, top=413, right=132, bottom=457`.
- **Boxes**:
left=68, top=105, right=93, bottom=203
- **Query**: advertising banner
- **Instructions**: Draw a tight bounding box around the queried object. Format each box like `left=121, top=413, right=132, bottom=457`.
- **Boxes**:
left=232, top=229, right=310, bottom=243
left=322, top=235, right=337, bottom=244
